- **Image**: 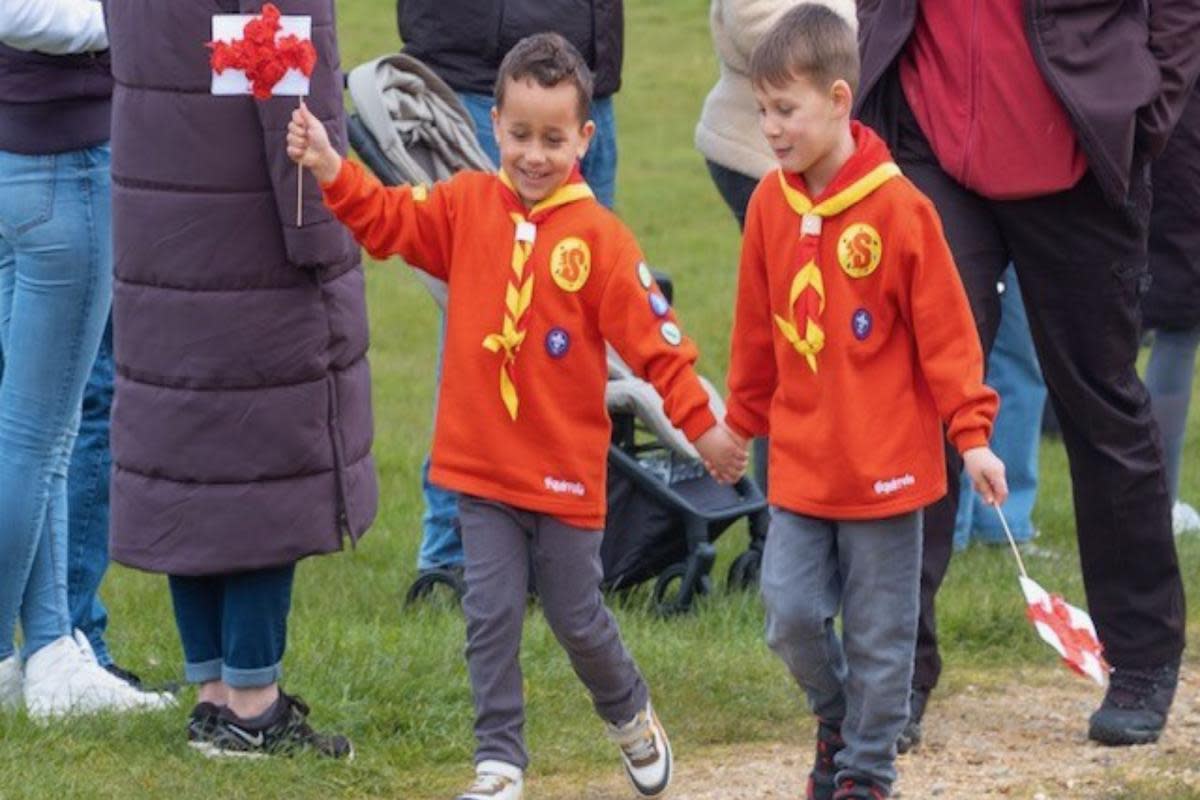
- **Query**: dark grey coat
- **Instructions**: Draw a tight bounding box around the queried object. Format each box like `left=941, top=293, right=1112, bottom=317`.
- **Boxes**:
left=104, top=0, right=377, bottom=575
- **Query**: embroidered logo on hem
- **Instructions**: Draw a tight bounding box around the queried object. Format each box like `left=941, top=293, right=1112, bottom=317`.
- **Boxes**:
left=544, top=476, right=586, bottom=496
left=873, top=474, right=916, bottom=496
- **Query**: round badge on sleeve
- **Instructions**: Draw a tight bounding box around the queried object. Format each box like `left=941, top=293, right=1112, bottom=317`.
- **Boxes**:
left=648, top=292, right=670, bottom=317
left=545, top=327, right=571, bottom=359
left=550, top=237, right=591, bottom=292
left=851, top=308, right=873, bottom=341
left=660, top=322, right=682, bottom=346
left=637, top=261, right=654, bottom=290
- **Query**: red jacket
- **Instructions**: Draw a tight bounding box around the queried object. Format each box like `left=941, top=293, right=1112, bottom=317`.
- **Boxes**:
left=726, top=124, right=997, bottom=519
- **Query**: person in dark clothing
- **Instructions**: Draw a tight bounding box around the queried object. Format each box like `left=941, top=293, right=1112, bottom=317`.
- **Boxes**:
left=855, top=0, right=1199, bottom=748
left=103, top=0, right=377, bottom=757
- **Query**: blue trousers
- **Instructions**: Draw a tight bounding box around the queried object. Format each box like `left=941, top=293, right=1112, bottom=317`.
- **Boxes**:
left=168, top=564, right=295, bottom=689
left=954, top=267, right=1045, bottom=547
left=0, top=145, right=113, bottom=661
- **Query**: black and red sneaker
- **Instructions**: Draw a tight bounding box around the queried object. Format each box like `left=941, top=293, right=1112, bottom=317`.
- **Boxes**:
left=806, top=717, right=845, bottom=800
left=832, top=777, right=887, bottom=800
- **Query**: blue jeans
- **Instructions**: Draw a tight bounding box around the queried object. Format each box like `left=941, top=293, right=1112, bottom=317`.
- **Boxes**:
left=954, top=267, right=1045, bottom=547
left=168, top=564, right=295, bottom=689
left=0, top=145, right=114, bottom=661
left=456, top=92, right=618, bottom=209
left=68, top=317, right=114, bottom=665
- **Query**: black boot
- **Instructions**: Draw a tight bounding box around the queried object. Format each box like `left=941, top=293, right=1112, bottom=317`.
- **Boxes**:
left=1088, top=659, right=1180, bottom=746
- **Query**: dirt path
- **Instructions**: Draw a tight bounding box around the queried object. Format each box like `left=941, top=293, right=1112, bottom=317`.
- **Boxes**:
left=553, top=665, right=1200, bottom=799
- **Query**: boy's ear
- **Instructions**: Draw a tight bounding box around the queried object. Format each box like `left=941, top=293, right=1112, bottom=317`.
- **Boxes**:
left=576, top=118, right=597, bottom=159
left=830, top=79, right=854, bottom=118
left=490, top=105, right=501, bottom=145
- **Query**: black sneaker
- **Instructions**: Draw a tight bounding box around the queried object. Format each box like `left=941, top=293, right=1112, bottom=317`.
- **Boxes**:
left=1088, top=660, right=1180, bottom=746
left=895, top=687, right=928, bottom=755
left=105, top=662, right=182, bottom=695
left=207, top=692, right=354, bottom=760
left=807, top=717, right=845, bottom=800
left=833, top=777, right=887, bottom=800
left=187, top=702, right=223, bottom=752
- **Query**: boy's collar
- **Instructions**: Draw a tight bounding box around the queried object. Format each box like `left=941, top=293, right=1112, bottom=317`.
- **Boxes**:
left=498, top=162, right=594, bottom=219
left=779, top=122, right=900, bottom=218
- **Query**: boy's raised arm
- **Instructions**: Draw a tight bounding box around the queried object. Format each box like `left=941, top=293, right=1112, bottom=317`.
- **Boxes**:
left=288, top=104, right=454, bottom=280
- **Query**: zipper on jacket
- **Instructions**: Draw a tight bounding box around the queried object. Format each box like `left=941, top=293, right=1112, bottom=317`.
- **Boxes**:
left=325, top=372, right=356, bottom=549
left=960, top=0, right=981, bottom=187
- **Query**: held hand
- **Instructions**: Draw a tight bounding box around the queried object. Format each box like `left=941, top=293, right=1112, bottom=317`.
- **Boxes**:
left=963, top=446, right=1008, bottom=507
left=695, top=424, right=749, bottom=485
left=286, top=101, right=341, bottom=184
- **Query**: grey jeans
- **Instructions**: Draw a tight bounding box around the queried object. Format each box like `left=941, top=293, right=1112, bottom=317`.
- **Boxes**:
left=458, top=496, right=649, bottom=769
left=761, top=506, right=922, bottom=792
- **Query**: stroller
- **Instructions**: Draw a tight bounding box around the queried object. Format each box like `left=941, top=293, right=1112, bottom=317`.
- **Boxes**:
left=344, top=53, right=768, bottom=615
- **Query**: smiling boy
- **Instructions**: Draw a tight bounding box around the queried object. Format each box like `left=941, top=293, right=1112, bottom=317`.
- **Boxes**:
left=288, top=32, right=745, bottom=800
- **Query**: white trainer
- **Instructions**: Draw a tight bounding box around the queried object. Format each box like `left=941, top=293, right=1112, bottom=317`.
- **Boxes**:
left=1172, top=501, right=1200, bottom=536
left=606, top=700, right=672, bottom=798
left=23, top=633, right=175, bottom=720
left=0, top=654, right=21, bottom=711
left=456, top=760, right=524, bottom=800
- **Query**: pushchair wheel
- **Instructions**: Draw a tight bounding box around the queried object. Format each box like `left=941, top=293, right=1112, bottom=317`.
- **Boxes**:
left=652, top=561, right=712, bottom=616
left=727, top=549, right=762, bottom=592
left=404, top=567, right=466, bottom=607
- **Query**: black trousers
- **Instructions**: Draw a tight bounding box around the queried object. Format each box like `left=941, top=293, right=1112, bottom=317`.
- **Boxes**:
left=882, top=86, right=1187, bottom=690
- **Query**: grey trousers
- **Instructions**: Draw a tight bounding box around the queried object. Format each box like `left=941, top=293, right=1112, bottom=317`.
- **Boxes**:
left=760, top=507, right=922, bottom=793
left=458, top=496, right=649, bottom=769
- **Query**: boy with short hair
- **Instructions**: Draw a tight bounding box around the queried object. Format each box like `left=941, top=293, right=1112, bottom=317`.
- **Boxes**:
left=724, top=7, right=1007, bottom=799
left=288, top=32, right=745, bottom=800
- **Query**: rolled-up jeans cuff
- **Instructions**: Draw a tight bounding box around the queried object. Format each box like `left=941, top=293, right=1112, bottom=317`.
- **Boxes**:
left=183, top=658, right=222, bottom=685
left=222, top=662, right=283, bottom=689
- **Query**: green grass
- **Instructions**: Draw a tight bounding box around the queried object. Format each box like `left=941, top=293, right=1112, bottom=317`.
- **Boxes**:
left=3, top=1, right=1199, bottom=798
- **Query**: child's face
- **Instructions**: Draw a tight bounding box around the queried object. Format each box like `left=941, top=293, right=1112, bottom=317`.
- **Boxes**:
left=754, top=73, right=850, bottom=179
left=492, top=78, right=595, bottom=207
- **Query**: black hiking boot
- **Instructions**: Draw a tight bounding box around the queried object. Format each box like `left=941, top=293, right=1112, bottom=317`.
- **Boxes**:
left=895, top=687, right=928, bottom=755
left=807, top=717, right=845, bottom=800
left=1088, top=659, right=1180, bottom=746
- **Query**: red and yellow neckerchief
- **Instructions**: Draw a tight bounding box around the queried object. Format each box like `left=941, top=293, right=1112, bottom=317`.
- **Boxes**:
left=774, top=162, right=900, bottom=373
left=483, top=166, right=593, bottom=420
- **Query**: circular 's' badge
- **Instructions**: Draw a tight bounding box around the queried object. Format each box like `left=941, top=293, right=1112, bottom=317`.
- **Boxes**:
left=837, top=222, right=883, bottom=278
left=550, top=237, right=591, bottom=292
left=660, top=322, right=682, bottom=346
left=545, top=327, right=571, bottom=358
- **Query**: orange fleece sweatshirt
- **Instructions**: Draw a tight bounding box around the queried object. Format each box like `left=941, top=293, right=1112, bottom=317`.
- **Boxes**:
left=322, top=160, right=717, bottom=528
left=726, top=123, right=998, bottom=520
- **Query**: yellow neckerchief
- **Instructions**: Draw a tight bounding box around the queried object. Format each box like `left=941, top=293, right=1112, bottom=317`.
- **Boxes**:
left=774, top=162, right=901, bottom=372
left=482, top=168, right=594, bottom=420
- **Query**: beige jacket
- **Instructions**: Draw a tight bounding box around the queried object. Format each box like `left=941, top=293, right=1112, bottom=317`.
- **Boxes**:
left=695, top=0, right=858, bottom=179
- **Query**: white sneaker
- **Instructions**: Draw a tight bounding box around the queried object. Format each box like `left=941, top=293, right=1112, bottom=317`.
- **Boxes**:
left=606, top=700, right=672, bottom=798
left=0, top=654, right=21, bottom=711
left=23, top=633, right=175, bottom=720
left=1172, top=501, right=1200, bottom=536
left=456, top=760, right=523, bottom=800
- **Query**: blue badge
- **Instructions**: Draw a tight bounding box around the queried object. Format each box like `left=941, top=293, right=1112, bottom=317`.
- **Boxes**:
left=545, top=327, right=571, bottom=359
left=851, top=308, right=873, bottom=341
left=648, top=292, right=670, bottom=317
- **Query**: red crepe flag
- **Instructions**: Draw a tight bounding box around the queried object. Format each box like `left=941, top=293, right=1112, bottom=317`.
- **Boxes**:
left=208, top=4, right=316, bottom=100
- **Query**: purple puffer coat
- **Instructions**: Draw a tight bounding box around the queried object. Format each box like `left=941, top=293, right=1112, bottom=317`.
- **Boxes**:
left=104, top=0, right=377, bottom=575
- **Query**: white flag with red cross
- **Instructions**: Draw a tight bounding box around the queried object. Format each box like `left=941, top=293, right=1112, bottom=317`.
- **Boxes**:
left=208, top=4, right=315, bottom=99
left=1019, top=576, right=1110, bottom=686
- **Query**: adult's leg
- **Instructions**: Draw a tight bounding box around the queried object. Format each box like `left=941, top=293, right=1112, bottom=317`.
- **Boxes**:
left=222, top=564, right=296, bottom=717
left=1145, top=326, right=1200, bottom=502
left=1000, top=172, right=1185, bottom=670
left=68, top=316, right=115, bottom=665
left=581, top=96, right=617, bottom=210
left=0, top=147, right=112, bottom=661
left=459, top=496, right=533, bottom=770
left=168, top=573, right=225, bottom=698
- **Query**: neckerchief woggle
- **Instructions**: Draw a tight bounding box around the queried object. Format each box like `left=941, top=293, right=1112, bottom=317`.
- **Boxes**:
left=775, top=142, right=901, bottom=373
left=483, top=165, right=593, bottom=420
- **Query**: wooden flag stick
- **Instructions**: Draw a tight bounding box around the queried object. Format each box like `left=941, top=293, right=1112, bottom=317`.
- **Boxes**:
left=296, top=95, right=305, bottom=227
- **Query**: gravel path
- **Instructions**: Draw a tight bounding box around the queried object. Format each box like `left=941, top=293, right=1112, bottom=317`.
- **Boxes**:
left=555, top=665, right=1200, bottom=799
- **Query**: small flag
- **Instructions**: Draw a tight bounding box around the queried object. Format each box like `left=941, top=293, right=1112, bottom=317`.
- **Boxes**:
left=1019, top=576, right=1110, bottom=686
left=208, top=4, right=315, bottom=99
left=993, top=505, right=1110, bottom=686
